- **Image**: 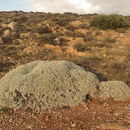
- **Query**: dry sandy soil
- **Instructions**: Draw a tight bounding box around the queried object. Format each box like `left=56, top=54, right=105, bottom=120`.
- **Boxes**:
left=0, top=101, right=130, bottom=130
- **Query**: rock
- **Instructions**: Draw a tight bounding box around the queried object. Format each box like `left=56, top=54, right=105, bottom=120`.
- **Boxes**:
left=54, top=38, right=60, bottom=45
left=8, top=22, right=17, bottom=31
left=2, top=22, right=17, bottom=31
left=3, top=29, right=12, bottom=37
left=0, top=27, right=11, bottom=36
left=0, top=60, right=99, bottom=111
left=98, top=81, right=130, bottom=101
left=2, top=24, right=8, bottom=28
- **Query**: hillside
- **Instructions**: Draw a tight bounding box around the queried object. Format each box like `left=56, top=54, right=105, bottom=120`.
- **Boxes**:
left=0, top=11, right=130, bottom=84
left=0, top=11, right=130, bottom=129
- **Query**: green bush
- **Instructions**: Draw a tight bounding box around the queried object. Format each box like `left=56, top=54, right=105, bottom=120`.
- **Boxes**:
left=90, top=14, right=129, bottom=30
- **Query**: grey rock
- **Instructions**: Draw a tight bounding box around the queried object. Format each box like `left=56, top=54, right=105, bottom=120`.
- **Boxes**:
left=98, top=81, right=130, bottom=101
left=0, top=60, right=99, bottom=111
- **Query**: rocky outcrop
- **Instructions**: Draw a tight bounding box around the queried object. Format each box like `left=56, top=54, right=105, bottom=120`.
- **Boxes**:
left=2, top=22, right=17, bottom=31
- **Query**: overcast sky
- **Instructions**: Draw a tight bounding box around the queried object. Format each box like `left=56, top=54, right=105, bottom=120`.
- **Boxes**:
left=0, top=0, right=130, bottom=15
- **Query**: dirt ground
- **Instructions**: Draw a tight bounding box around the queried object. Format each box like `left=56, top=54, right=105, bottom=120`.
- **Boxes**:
left=0, top=101, right=130, bottom=130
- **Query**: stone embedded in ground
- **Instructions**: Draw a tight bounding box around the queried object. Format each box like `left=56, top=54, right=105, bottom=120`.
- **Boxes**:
left=98, top=81, right=130, bottom=101
left=0, top=60, right=99, bottom=111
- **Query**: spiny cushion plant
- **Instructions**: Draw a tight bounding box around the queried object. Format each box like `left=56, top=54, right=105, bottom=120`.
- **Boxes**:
left=0, top=60, right=130, bottom=112
left=0, top=60, right=99, bottom=111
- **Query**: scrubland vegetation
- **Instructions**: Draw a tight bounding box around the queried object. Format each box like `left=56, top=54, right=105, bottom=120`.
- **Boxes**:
left=0, top=11, right=130, bottom=130
left=0, top=11, right=130, bottom=85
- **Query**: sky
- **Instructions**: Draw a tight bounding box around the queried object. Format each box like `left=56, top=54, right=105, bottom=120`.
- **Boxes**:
left=0, top=0, right=130, bottom=15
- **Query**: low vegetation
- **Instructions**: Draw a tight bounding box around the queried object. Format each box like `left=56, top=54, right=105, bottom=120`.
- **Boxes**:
left=0, top=11, right=130, bottom=84
left=90, top=14, right=129, bottom=30
left=73, top=43, right=91, bottom=52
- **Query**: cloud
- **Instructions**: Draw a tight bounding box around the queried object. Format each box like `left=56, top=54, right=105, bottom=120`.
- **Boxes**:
left=27, top=0, right=100, bottom=13
left=88, top=0, right=130, bottom=15
left=26, top=0, right=130, bottom=15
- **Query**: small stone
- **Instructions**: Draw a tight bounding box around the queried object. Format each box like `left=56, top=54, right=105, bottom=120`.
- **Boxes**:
left=71, top=123, right=76, bottom=127
left=114, top=112, right=120, bottom=116
left=26, top=124, right=33, bottom=129
left=103, top=103, right=108, bottom=107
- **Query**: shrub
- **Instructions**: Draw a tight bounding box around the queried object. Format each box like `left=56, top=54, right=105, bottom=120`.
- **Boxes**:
left=65, top=31, right=84, bottom=37
left=103, top=37, right=116, bottom=43
left=127, top=53, right=130, bottom=58
left=0, top=107, right=14, bottom=115
left=32, top=26, right=52, bottom=34
left=73, top=43, right=91, bottom=52
left=90, top=14, right=129, bottom=30
left=1, top=36, right=13, bottom=44
left=116, top=28, right=126, bottom=33
left=84, top=35, right=94, bottom=42
left=65, top=24, right=76, bottom=31
left=37, top=33, right=58, bottom=45
left=58, top=37, right=68, bottom=46
left=108, top=61, right=127, bottom=73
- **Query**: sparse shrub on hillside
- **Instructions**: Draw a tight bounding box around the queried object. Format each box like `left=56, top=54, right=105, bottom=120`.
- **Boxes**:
left=116, top=28, right=126, bottom=33
left=125, top=16, right=130, bottom=22
left=58, top=37, right=69, bottom=46
left=73, top=43, right=91, bottom=52
left=56, top=20, right=69, bottom=26
left=109, top=61, right=127, bottom=73
left=37, top=33, right=58, bottom=45
left=75, top=56, right=102, bottom=68
left=39, top=48, right=54, bottom=56
left=52, top=13, right=76, bottom=26
left=65, top=31, right=84, bottom=37
left=84, top=35, right=94, bottom=42
left=17, top=24, right=26, bottom=33
left=79, top=23, right=90, bottom=29
left=65, top=24, right=76, bottom=31
left=127, top=53, right=130, bottom=59
left=94, top=42, right=112, bottom=48
left=103, top=37, right=116, bottom=43
left=12, top=16, right=28, bottom=23
left=0, top=27, right=2, bottom=35
left=32, top=26, right=52, bottom=34
left=90, top=14, right=129, bottom=30
left=73, top=56, right=105, bottom=81
left=54, top=17, right=70, bottom=26
left=11, top=32, right=20, bottom=39
left=83, top=31, right=95, bottom=42
left=1, top=36, right=13, bottom=44
left=0, top=107, right=14, bottom=115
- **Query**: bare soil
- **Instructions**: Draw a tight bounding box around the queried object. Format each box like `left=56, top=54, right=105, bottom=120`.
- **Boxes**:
left=0, top=101, right=130, bottom=130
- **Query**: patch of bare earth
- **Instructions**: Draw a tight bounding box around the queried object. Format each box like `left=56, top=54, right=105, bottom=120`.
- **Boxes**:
left=0, top=101, right=130, bottom=130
